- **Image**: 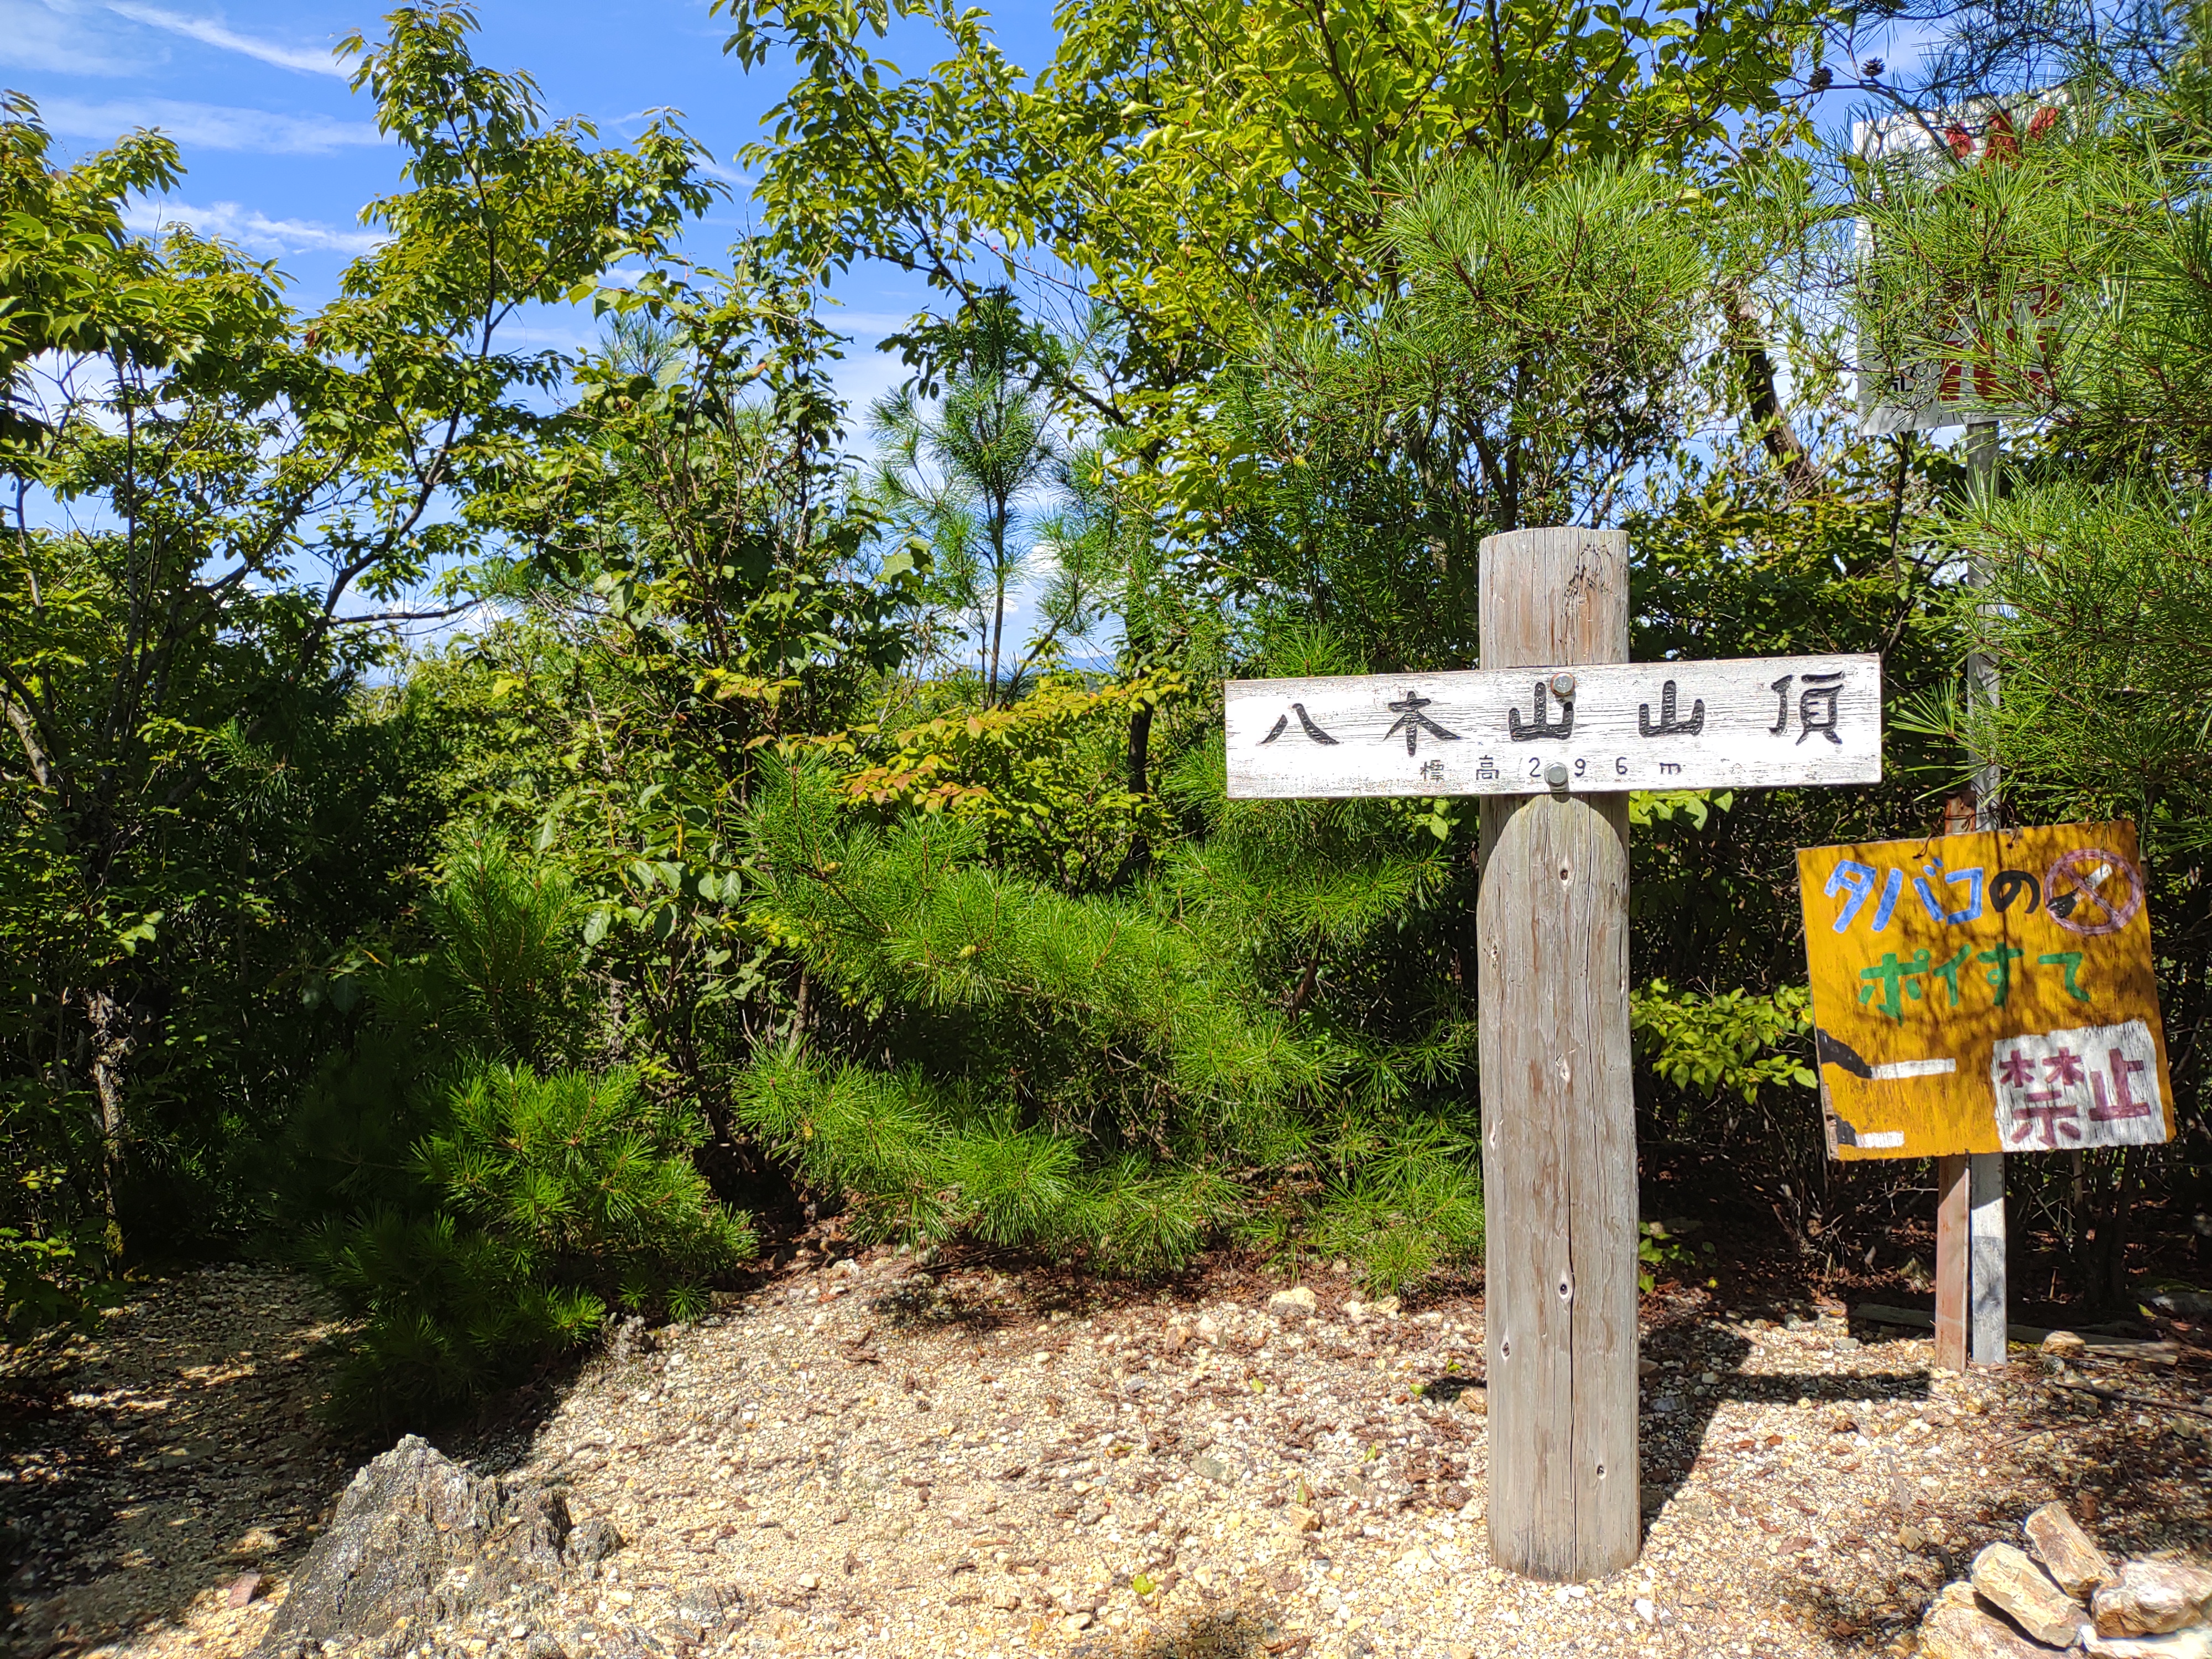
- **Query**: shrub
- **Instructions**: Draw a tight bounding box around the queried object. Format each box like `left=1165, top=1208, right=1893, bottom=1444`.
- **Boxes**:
left=280, top=838, right=754, bottom=1427
left=320, top=1060, right=752, bottom=1425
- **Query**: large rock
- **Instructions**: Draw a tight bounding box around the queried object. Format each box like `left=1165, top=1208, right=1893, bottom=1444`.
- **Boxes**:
left=1972, top=1542, right=2089, bottom=1647
left=1919, top=1582, right=2076, bottom=1659
left=256, top=1434, right=614, bottom=1657
left=2094, top=1561, right=2212, bottom=1638
left=2027, top=1501, right=2118, bottom=1599
left=2088, top=1631, right=2212, bottom=1659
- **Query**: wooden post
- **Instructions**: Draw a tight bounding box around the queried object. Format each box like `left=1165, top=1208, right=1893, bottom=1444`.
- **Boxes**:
left=1477, top=527, right=1639, bottom=1582
left=1933, top=1152, right=1970, bottom=1371
left=1964, top=418, right=2008, bottom=1368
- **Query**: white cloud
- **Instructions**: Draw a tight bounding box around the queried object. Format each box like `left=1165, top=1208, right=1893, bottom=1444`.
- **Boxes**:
left=103, top=2, right=356, bottom=76
left=0, top=0, right=161, bottom=75
left=38, top=96, right=385, bottom=154
left=122, top=195, right=382, bottom=255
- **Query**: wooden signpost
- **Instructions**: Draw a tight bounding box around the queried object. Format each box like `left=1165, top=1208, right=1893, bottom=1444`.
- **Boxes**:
left=1223, top=527, right=1883, bottom=1581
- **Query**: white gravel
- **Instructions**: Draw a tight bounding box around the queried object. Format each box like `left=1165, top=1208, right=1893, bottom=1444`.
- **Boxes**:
left=13, top=1252, right=2212, bottom=1659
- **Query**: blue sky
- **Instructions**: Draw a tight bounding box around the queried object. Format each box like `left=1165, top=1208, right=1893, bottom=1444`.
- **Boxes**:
left=3, top=0, right=1063, bottom=415
left=3, top=0, right=1936, bottom=662
left=4, top=0, right=1084, bottom=651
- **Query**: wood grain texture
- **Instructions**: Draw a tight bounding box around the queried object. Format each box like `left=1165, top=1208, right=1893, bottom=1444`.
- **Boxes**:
left=1934, top=1153, right=1970, bottom=1371
left=1970, top=1150, right=2008, bottom=1366
left=1222, top=654, right=1881, bottom=799
left=1477, top=528, right=1640, bottom=1580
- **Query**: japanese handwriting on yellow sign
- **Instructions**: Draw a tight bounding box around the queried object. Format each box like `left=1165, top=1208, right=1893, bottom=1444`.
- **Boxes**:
left=1796, top=822, right=2173, bottom=1161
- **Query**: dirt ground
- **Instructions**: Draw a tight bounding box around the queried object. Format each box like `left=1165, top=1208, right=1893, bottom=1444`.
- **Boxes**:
left=6, top=1251, right=2212, bottom=1659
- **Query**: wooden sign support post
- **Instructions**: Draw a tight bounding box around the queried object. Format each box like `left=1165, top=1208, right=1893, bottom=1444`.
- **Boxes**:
left=1933, top=419, right=2010, bottom=1372
left=1476, top=528, right=1640, bottom=1580
left=1220, top=528, right=1881, bottom=1582
left=1965, top=419, right=2008, bottom=1369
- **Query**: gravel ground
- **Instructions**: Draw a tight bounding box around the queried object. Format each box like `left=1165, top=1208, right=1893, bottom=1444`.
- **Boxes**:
left=9, top=1251, right=2212, bottom=1659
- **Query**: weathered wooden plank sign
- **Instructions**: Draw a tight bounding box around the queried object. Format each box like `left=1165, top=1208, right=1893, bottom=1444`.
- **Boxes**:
left=1225, top=653, right=1881, bottom=799
left=1797, top=821, right=2173, bottom=1161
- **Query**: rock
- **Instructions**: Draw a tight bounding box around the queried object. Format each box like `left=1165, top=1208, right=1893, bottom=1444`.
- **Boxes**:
left=2088, top=1632, right=2212, bottom=1659
left=1269, top=1287, right=1319, bottom=1317
left=1064, top=1611, right=1093, bottom=1633
left=1637, top=1357, right=1659, bottom=1377
left=1192, top=1454, right=1233, bottom=1484
left=1918, top=1581, right=2073, bottom=1659
left=1282, top=1506, right=1321, bottom=1534
left=1394, top=1545, right=1439, bottom=1577
left=664, top=1584, right=745, bottom=1637
left=227, top=1572, right=264, bottom=1609
left=2026, top=1503, right=2116, bottom=1599
left=1971, top=1543, right=2089, bottom=1647
left=564, top=1519, right=624, bottom=1567
left=2041, top=1331, right=2089, bottom=1365
left=1634, top=1598, right=1657, bottom=1626
left=795, top=1573, right=820, bottom=1591
left=2095, top=1562, right=2212, bottom=1637
left=253, top=1434, right=582, bottom=1657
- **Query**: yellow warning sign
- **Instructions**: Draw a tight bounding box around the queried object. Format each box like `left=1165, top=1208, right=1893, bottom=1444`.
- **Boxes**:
left=1796, top=821, right=2173, bottom=1161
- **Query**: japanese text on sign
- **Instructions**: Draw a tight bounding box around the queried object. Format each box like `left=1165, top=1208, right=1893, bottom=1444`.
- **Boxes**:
left=1796, top=822, right=2172, bottom=1161
left=1225, top=654, right=1881, bottom=800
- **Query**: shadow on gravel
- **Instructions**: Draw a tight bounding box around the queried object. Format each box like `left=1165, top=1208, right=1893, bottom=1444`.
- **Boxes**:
left=1636, top=1315, right=1936, bottom=1521
left=1071, top=1605, right=1298, bottom=1657
left=1778, top=1373, right=2212, bottom=1652
left=0, top=1266, right=363, bottom=1657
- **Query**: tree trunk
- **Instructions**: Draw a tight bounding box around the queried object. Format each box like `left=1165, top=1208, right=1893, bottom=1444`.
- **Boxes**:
left=85, top=987, right=134, bottom=1262
left=1727, top=290, right=1821, bottom=498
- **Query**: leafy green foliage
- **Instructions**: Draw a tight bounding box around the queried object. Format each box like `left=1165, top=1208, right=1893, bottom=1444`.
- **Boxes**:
left=1930, top=487, right=2212, bottom=841
left=289, top=841, right=753, bottom=1427
left=0, top=4, right=721, bottom=1311
left=1636, top=1217, right=1713, bottom=1292
left=722, top=0, right=1819, bottom=398
left=840, top=673, right=1182, bottom=890
left=736, top=1049, right=1222, bottom=1271
left=1306, top=1124, right=1485, bottom=1297
left=867, top=294, right=1070, bottom=700
left=1631, top=980, right=1815, bottom=1104
left=37, top=0, right=2212, bottom=1369
left=1850, top=43, right=2212, bottom=1301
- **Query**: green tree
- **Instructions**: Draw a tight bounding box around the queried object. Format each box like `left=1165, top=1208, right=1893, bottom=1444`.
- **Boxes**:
left=722, top=0, right=1822, bottom=404
left=1854, top=38, right=2212, bottom=1298
left=867, top=294, right=1067, bottom=703
left=0, top=3, right=716, bottom=1279
left=276, top=840, right=752, bottom=1426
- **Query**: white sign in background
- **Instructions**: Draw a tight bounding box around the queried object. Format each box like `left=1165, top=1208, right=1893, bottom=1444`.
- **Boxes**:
left=1224, top=653, right=1882, bottom=799
left=1854, top=97, right=2067, bottom=436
